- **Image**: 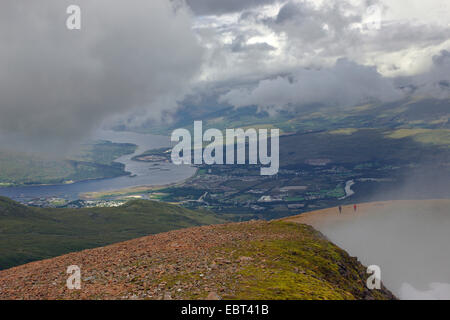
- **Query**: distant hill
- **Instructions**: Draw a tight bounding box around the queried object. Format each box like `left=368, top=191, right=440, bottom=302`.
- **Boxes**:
left=0, top=197, right=224, bottom=270
left=279, top=128, right=450, bottom=168
left=120, top=97, right=450, bottom=136
left=0, top=219, right=395, bottom=300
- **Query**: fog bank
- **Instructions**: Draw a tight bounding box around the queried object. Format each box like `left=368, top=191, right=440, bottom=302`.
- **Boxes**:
left=310, top=200, right=450, bottom=299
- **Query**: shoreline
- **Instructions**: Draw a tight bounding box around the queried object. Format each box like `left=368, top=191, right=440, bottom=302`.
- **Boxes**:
left=80, top=166, right=199, bottom=200
left=0, top=131, right=194, bottom=201
left=0, top=169, right=132, bottom=189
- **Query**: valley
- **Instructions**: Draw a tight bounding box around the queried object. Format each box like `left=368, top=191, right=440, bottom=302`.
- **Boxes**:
left=0, top=97, right=449, bottom=300
left=81, top=125, right=450, bottom=221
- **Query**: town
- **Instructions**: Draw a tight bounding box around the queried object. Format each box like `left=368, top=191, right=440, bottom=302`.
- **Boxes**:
left=171, top=121, right=279, bottom=175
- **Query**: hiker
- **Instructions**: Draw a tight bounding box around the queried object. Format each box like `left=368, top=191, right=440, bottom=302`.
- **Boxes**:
left=338, top=205, right=342, bottom=214
left=353, top=204, right=357, bottom=212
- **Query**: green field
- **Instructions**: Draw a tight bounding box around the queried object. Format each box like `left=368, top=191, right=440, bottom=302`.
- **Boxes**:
left=0, top=197, right=225, bottom=270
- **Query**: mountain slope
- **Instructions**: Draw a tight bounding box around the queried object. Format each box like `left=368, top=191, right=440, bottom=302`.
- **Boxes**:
left=0, top=220, right=395, bottom=300
left=0, top=197, right=224, bottom=270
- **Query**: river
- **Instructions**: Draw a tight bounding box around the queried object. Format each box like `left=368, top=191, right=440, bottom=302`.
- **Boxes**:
left=0, top=130, right=196, bottom=202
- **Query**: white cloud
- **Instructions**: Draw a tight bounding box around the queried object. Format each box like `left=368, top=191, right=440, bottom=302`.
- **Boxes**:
left=409, top=50, right=450, bottom=99
left=192, top=0, right=450, bottom=83
left=220, top=58, right=403, bottom=111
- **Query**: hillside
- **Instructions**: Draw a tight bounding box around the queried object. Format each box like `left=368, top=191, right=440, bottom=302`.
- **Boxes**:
left=0, top=219, right=395, bottom=300
left=0, top=197, right=224, bottom=270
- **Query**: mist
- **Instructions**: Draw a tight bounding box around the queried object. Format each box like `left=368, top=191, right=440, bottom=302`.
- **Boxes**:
left=0, top=0, right=202, bottom=153
left=308, top=168, right=450, bottom=299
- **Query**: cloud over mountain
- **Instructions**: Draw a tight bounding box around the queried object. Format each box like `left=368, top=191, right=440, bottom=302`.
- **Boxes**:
left=412, top=50, right=450, bottom=99
left=220, top=59, right=403, bottom=112
left=0, top=0, right=449, bottom=148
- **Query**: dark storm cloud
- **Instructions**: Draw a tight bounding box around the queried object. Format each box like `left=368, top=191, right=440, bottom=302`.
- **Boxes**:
left=185, top=0, right=278, bottom=16
left=0, top=0, right=202, bottom=150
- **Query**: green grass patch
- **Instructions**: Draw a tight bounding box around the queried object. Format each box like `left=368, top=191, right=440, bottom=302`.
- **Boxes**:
left=217, top=222, right=393, bottom=300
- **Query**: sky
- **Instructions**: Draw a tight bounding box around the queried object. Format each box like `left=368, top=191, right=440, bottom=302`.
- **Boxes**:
left=190, top=0, right=450, bottom=111
left=0, top=0, right=449, bottom=148
left=191, top=0, right=450, bottom=78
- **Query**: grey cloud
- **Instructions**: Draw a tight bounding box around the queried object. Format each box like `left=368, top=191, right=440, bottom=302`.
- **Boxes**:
left=271, top=0, right=365, bottom=45
left=400, top=283, right=450, bottom=300
left=186, top=0, right=278, bottom=16
left=220, top=59, right=403, bottom=112
left=413, top=50, right=450, bottom=98
left=276, top=1, right=311, bottom=24
left=433, top=50, right=450, bottom=67
left=0, top=0, right=202, bottom=151
left=395, top=50, right=450, bottom=99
